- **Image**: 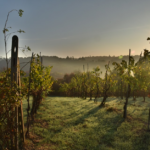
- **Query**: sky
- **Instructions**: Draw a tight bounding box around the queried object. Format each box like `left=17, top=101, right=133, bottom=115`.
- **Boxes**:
left=1, top=0, right=150, bottom=58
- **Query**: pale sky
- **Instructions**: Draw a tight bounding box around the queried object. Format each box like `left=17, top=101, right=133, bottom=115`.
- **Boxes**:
left=1, top=0, right=150, bottom=58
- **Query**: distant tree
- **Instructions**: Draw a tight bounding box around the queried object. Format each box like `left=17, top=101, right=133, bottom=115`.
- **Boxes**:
left=51, top=56, right=57, bottom=58
left=63, top=73, right=75, bottom=83
left=66, top=56, right=69, bottom=59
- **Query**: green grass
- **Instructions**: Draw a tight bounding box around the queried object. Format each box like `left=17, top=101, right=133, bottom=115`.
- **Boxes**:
left=22, top=96, right=150, bottom=150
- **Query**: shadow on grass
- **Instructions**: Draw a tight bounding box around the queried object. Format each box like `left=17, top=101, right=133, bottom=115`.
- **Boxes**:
left=131, top=130, right=150, bottom=150
left=23, top=97, right=150, bottom=150
left=73, top=106, right=100, bottom=126
left=96, top=115, right=125, bottom=149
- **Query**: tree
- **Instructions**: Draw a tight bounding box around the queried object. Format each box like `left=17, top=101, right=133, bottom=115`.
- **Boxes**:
left=26, top=54, right=53, bottom=119
left=68, top=77, right=77, bottom=97
left=112, top=51, right=139, bottom=119
left=91, top=66, right=102, bottom=103
left=59, top=82, right=69, bottom=96
left=99, top=62, right=117, bottom=107
left=74, top=73, right=82, bottom=97
left=86, top=72, right=95, bottom=100
left=134, top=50, right=150, bottom=101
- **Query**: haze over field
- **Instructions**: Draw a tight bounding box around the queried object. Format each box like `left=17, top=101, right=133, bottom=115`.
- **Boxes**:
left=0, top=55, right=140, bottom=79
left=1, top=1, right=150, bottom=59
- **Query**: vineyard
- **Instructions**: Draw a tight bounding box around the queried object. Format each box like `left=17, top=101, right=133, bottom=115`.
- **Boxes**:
left=1, top=9, right=150, bottom=150
left=1, top=48, right=150, bottom=149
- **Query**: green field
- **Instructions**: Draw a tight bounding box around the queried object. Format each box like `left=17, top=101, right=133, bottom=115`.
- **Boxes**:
left=22, top=96, right=150, bottom=150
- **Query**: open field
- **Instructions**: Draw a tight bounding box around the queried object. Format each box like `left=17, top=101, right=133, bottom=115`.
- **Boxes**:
left=22, top=96, right=150, bottom=150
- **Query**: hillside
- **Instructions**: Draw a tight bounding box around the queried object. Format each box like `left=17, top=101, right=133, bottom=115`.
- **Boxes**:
left=0, top=55, right=141, bottom=79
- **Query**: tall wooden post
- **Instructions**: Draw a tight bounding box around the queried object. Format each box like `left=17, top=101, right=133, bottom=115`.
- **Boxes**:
left=11, top=35, right=25, bottom=150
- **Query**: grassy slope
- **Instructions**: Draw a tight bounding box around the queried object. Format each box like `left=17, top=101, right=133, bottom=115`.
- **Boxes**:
left=22, top=96, right=150, bottom=150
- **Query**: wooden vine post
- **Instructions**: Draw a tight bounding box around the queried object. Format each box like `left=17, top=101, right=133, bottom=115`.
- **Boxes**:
left=11, top=35, right=25, bottom=150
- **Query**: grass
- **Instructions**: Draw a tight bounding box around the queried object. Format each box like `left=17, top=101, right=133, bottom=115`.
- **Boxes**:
left=21, top=96, right=150, bottom=150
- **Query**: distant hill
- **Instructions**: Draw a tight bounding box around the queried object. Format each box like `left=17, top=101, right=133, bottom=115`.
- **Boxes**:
left=0, top=55, right=141, bottom=79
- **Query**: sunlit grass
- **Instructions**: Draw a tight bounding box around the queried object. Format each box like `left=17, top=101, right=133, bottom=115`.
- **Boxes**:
left=22, top=96, right=150, bottom=150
